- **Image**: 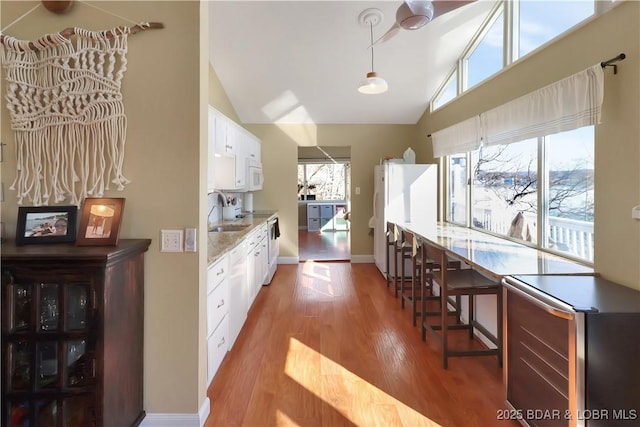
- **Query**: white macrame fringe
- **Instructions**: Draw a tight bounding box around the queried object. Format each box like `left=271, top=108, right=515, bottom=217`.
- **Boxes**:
left=1, top=27, right=131, bottom=206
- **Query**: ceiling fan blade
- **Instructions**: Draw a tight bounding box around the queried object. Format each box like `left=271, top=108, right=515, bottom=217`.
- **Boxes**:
left=372, top=22, right=401, bottom=46
left=432, top=0, right=476, bottom=19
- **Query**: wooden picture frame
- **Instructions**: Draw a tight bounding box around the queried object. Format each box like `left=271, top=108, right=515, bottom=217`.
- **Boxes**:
left=16, top=205, right=78, bottom=245
left=76, top=198, right=125, bottom=246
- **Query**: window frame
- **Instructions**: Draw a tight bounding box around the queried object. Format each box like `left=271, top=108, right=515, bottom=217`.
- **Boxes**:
left=430, top=0, right=597, bottom=112
left=297, top=160, right=349, bottom=202
left=445, top=128, right=595, bottom=265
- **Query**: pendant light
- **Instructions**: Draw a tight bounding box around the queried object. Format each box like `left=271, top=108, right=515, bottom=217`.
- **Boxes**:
left=358, top=9, right=388, bottom=95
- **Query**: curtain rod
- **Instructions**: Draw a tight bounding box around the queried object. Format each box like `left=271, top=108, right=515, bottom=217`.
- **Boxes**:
left=601, top=53, right=626, bottom=74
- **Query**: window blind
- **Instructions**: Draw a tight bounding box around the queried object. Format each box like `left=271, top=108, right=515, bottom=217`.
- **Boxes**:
left=483, top=64, right=604, bottom=146
left=431, top=115, right=481, bottom=157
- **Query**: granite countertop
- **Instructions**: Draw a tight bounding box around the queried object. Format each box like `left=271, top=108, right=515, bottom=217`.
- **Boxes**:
left=207, top=211, right=277, bottom=266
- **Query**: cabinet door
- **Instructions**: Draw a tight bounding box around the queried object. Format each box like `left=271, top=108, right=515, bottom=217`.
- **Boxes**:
left=246, top=134, right=261, bottom=165
left=228, top=243, right=248, bottom=347
left=2, top=268, right=98, bottom=425
left=214, top=112, right=233, bottom=155
left=208, top=107, right=217, bottom=192
left=308, top=204, right=320, bottom=219
left=320, top=204, right=333, bottom=218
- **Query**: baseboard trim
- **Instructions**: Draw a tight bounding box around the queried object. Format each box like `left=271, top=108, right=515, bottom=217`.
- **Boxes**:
left=350, top=254, right=374, bottom=263
left=278, top=256, right=299, bottom=264
left=139, top=398, right=210, bottom=427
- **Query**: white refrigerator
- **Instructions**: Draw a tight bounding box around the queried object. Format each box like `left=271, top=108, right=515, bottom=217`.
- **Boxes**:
left=373, top=163, right=437, bottom=277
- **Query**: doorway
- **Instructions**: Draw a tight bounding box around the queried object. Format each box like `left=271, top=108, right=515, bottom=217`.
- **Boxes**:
left=298, top=146, right=351, bottom=261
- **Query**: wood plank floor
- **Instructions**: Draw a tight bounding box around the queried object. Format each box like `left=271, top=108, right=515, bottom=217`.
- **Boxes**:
left=206, top=262, right=518, bottom=427
left=298, top=230, right=350, bottom=261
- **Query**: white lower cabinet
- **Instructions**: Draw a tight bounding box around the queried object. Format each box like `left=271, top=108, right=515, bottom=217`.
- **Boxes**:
left=206, top=254, right=229, bottom=385
left=207, top=315, right=229, bottom=384
left=228, top=242, right=247, bottom=348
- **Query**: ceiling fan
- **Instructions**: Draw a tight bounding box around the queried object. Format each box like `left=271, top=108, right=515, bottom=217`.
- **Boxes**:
left=373, top=0, right=476, bottom=45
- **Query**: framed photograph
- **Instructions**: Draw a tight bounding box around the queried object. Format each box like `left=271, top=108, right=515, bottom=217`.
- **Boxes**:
left=16, top=206, right=78, bottom=245
left=76, top=198, right=125, bottom=246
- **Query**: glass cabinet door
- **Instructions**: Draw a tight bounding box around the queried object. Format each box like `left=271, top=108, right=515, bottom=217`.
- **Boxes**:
left=66, top=285, right=89, bottom=331
left=8, top=341, right=31, bottom=391
left=12, top=285, right=32, bottom=332
left=36, top=342, right=58, bottom=389
left=39, top=284, right=59, bottom=332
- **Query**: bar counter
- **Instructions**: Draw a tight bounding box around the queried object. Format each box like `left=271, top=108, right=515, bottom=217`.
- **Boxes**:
left=393, top=221, right=595, bottom=280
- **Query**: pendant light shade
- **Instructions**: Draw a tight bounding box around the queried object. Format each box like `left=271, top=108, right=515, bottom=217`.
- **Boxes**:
left=358, top=9, right=388, bottom=95
left=358, top=72, right=388, bottom=94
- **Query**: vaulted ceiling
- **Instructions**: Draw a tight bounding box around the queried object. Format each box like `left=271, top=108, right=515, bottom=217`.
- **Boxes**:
left=208, top=1, right=497, bottom=125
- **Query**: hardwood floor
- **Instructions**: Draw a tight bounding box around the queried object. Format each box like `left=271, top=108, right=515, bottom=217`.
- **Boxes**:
left=206, top=262, right=517, bottom=427
left=298, top=230, right=350, bottom=261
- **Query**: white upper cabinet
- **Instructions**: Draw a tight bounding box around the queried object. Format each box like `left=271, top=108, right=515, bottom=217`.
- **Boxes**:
left=207, top=106, right=217, bottom=193
left=208, top=107, right=261, bottom=192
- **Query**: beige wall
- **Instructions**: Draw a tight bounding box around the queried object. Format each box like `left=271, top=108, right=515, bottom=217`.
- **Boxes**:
left=1, top=1, right=206, bottom=414
left=245, top=124, right=419, bottom=258
left=417, top=1, right=640, bottom=289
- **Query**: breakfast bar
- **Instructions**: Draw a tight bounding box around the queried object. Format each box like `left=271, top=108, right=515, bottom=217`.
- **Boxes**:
left=392, top=221, right=595, bottom=280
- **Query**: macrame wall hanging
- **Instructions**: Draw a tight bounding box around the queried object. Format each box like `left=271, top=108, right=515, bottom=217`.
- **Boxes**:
left=0, top=1, right=162, bottom=206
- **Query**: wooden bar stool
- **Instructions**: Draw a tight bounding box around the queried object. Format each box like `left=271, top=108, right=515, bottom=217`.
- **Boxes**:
left=399, top=230, right=425, bottom=325
left=385, top=222, right=397, bottom=290
left=420, top=241, right=502, bottom=369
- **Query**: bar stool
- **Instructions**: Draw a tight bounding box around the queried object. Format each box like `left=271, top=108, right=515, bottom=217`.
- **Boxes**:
left=420, top=241, right=502, bottom=369
left=385, top=222, right=397, bottom=290
left=399, top=230, right=427, bottom=325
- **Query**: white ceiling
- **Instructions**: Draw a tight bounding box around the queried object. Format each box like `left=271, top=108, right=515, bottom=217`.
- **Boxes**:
left=209, top=1, right=496, bottom=125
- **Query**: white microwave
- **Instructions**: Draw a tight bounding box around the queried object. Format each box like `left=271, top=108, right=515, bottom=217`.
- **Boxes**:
left=247, top=163, right=263, bottom=191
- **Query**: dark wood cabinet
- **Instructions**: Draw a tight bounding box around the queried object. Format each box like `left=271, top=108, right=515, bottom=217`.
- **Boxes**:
left=1, top=239, right=151, bottom=427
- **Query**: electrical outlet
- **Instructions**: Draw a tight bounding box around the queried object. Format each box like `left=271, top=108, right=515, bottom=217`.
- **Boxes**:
left=185, top=228, right=197, bottom=252
left=160, top=230, right=183, bottom=252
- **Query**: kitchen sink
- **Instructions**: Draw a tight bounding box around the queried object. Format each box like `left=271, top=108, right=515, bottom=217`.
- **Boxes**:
left=208, top=224, right=250, bottom=233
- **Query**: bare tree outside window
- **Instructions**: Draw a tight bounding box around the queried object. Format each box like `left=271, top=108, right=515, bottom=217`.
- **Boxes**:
left=298, top=163, right=349, bottom=201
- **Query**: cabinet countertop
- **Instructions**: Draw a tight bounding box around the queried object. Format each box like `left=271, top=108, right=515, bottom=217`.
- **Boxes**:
left=207, top=211, right=277, bottom=266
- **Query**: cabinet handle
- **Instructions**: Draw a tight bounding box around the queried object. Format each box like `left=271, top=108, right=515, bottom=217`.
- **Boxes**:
left=217, top=299, right=225, bottom=308
left=217, top=268, right=224, bottom=276
left=217, top=337, right=226, bottom=348
left=1, top=270, right=14, bottom=285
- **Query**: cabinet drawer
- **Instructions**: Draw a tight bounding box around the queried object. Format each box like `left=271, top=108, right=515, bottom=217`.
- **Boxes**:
left=308, top=218, right=320, bottom=231
left=207, top=315, right=229, bottom=384
left=207, top=256, right=228, bottom=295
left=321, top=205, right=333, bottom=218
left=308, top=204, right=320, bottom=218
left=207, top=278, right=229, bottom=337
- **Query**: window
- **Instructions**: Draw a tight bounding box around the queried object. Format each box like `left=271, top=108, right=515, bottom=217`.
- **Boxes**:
left=298, top=162, right=349, bottom=201
left=453, top=126, right=594, bottom=262
left=447, top=153, right=468, bottom=225
left=431, top=0, right=596, bottom=110
left=544, top=127, right=594, bottom=260
left=518, top=1, right=594, bottom=59
left=472, top=139, right=538, bottom=243
left=432, top=72, right=457, bottom=110
left=465, top=9, right=504, bottom=91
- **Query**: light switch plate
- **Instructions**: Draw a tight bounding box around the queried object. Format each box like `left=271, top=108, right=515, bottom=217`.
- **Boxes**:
left=184, top=228, right=197, bottom=252
left=161, top=229, right=183, bottom=252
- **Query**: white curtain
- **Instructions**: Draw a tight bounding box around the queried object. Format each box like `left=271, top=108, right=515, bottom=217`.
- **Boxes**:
left=483, top=64, right=604, bottom=146
left=430, top=64, right=605, bottom=157
left=431, top=115, right=481, bottom=157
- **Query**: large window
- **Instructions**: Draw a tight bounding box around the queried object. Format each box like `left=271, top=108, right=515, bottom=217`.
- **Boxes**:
left=451, top=126, right=594, bottom=262
left=298, top=162, right=349, bottom=201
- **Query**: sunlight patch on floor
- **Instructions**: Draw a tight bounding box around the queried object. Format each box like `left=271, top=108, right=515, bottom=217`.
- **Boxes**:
left=284, top=337, right=442, bottom=427
left=299, top=260, right=338, bottom=299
